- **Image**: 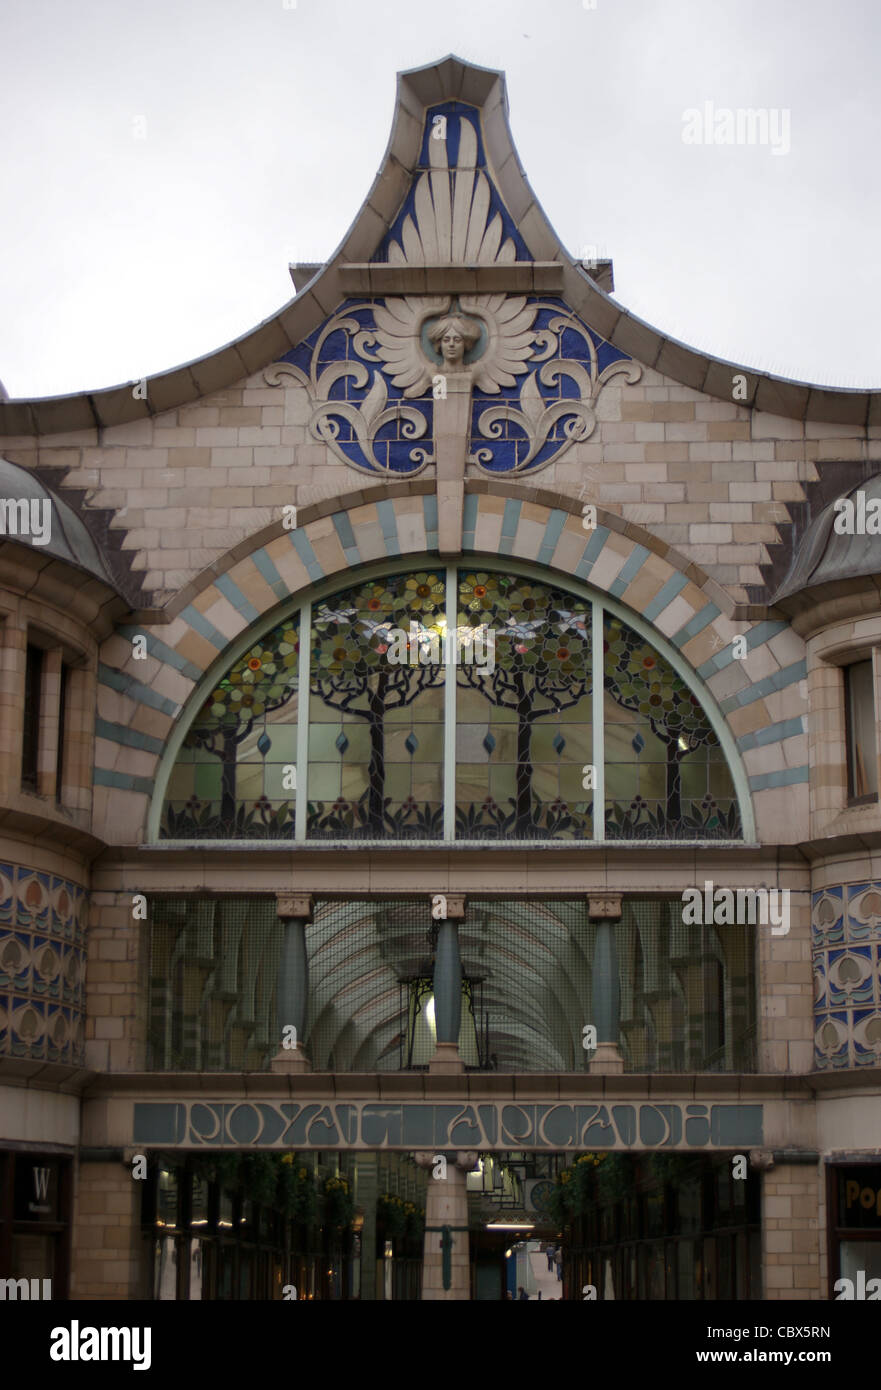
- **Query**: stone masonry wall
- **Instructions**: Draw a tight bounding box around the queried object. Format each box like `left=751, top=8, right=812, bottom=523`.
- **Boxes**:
left=762, top=1161, right=823, bottom=1299
left=70, top=1159, right=143, bottom=1299
left=3, top=358, right=881, bottom=610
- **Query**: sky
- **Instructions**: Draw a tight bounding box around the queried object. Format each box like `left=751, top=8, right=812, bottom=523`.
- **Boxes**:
left=2, top=0, right=879, bottom=400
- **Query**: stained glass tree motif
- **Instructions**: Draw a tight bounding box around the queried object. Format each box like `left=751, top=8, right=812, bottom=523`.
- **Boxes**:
left=159, top=566, right=744, bottom=844
left=603, top=613, right=739, bottom=838
left=308, top=571, right=446, bottom=837
left=456, top=571, right=592, bottom=837
left=163, top=618, right=300, bottom=837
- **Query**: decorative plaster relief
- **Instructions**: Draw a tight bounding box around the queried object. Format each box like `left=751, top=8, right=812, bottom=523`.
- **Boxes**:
left=266, top=107, right=639, bottom=478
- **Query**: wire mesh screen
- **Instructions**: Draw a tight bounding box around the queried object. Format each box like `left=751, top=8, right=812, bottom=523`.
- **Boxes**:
left=148, top=898, right=284, bottom=1071
left=147, top=897, right=756, bottom=1073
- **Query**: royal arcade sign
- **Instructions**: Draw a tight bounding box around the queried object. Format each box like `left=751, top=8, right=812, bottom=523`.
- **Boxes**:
left=132, top=1099, right=763, bottom=1152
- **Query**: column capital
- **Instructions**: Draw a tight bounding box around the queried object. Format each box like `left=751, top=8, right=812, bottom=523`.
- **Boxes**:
left=413, top=1151, right=478, bottom=1171
left=276, top=893, right=313, bottom=921
left=588, top=894, right=622, bottom=920
left=749, top=1149, right=775, bottom=1171
left=431, top=893, right=466, bottom=921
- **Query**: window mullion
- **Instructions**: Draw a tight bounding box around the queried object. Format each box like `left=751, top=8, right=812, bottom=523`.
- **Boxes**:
left=444, top=564, right=458, bottom=841
left=592, top=600, right=605, bottom=842
left=295, top=600, right=311, bottom=842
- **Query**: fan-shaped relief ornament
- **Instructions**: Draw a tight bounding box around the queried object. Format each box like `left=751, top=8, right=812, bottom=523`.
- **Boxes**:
left=372, top=294, right=538, bottom=398
left=264, top=103, right=639, bottom=477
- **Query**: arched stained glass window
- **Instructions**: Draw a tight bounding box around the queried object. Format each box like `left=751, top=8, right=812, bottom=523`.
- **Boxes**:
left=308, top=569, right=445, bottom=839
left=156, top=564, right=746, bottom=842
left=163, top=617, right=300, bottom=839
left=603, top=612, right=740, bottom=839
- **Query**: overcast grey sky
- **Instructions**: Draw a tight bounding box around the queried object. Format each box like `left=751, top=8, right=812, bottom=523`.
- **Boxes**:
left=2, top=0, right=878, bottom=399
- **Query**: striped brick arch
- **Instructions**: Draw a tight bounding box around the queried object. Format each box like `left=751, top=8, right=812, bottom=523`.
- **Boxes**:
left=92, top=483, right=808, bottom=845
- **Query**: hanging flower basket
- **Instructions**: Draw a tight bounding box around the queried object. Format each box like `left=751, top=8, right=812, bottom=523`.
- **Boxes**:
left=242, top=1153, right=278, bottom=1207
left=377, top=1193, right=407, bottom=1238
left=193, top=1153, right=241, bottom=1190
left=278, top=1154, right=318, bottom=1226
left=595, top=1153, right=630, bottom=1206
left=322, top=1174, right=355, bottom=1230
left=404, top=1201, right=424, bottom=1243
left=548, top=1152, right=630, bottom=1218
left=647, top=1153, right=692, bottom=1189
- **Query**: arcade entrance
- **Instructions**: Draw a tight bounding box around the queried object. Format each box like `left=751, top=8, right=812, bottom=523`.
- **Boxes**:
left=139, top=1149, right=759, bottom=1299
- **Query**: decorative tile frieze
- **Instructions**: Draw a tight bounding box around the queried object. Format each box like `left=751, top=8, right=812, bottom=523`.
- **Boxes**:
left=0, top=862, right=87, bottom=1065
left=812, top=882, right=881, bottom=1070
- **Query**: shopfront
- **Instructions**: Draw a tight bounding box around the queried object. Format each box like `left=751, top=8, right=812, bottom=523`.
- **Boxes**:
left=141, top=1152, right=356, bottom=1300
left=828, top=1163, right=881, bottom=1299
left=563, top=1154, right=762, bottom=1300
left=0, top=1149, right=73, bottom=1298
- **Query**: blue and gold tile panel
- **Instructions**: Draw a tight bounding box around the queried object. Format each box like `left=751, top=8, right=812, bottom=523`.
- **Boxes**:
left=0, top=863, right=86, bottom=1066
left=812, top=883, right=881, bottom=1070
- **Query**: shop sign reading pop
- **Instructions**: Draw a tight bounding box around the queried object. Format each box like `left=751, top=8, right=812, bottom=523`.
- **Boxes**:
left=844, top=1176, right=881, bottom=1220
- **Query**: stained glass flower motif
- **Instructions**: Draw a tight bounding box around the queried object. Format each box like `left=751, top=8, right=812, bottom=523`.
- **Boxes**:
left=198, top=622, right=299, bottom=728
left=603, top=615, right=708, bottom=746
left=404, top=571, right=445, bottom=614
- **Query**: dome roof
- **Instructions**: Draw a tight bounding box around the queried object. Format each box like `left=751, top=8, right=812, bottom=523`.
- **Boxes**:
left=0, top=456, right=116, bottom=586
left=775, top=473, right=881, bottom=601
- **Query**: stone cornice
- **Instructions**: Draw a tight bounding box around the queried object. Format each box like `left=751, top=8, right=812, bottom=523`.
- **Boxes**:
left=84, top=1069, right=825, bottom=1100
left=0, top=1059, right=96, bottom=1093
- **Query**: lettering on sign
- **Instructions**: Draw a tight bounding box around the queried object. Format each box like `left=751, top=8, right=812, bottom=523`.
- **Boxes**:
left=132, top=1099, right=764, bottom=1151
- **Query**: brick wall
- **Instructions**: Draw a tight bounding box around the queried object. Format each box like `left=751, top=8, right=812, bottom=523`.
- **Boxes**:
left=71, top=1160, right=144, bottom=1299
left=762, top=1162, right=823, bottom=1299
left=5, top=362, right=879, bottom=610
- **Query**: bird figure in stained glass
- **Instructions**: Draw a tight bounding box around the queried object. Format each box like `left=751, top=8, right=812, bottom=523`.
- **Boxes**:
left=499, top=616, right=545, bottom=641
left=358, top=618, right=395, bottom=640
left=314, top=603, right=358, bottom=626
left=553, top=608, right=590, bottom=639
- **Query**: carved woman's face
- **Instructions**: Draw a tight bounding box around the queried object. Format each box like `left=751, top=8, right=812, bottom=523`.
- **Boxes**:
left=440, top=328, right=465, bottom=365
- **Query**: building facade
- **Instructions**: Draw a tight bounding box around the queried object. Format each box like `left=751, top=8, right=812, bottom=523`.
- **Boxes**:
left=1, top=55, right=880, bottom=1301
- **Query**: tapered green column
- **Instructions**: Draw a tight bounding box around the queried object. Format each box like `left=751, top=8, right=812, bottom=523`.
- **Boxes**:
left=588, top=895, right=625, bottom=1074
left=270, top=893, right=312, bottom=1073
left=428, top=894, right=466, bottom=1075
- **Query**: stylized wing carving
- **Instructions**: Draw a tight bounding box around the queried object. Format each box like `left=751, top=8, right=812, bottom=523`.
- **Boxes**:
left=372, top=295, right=451, bottom=399
left=460, top=293, right=537, bottom=394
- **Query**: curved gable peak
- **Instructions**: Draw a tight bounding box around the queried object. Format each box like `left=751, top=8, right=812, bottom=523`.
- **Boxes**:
left=1, top=55, right=878, bottom=437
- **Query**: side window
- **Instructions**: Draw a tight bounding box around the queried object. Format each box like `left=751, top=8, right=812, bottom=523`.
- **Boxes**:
left=845, top=660, right=878, bottom=803
left=21, top=643, right=43, bottom=791
left=55, top=662, right=70, bottom=803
